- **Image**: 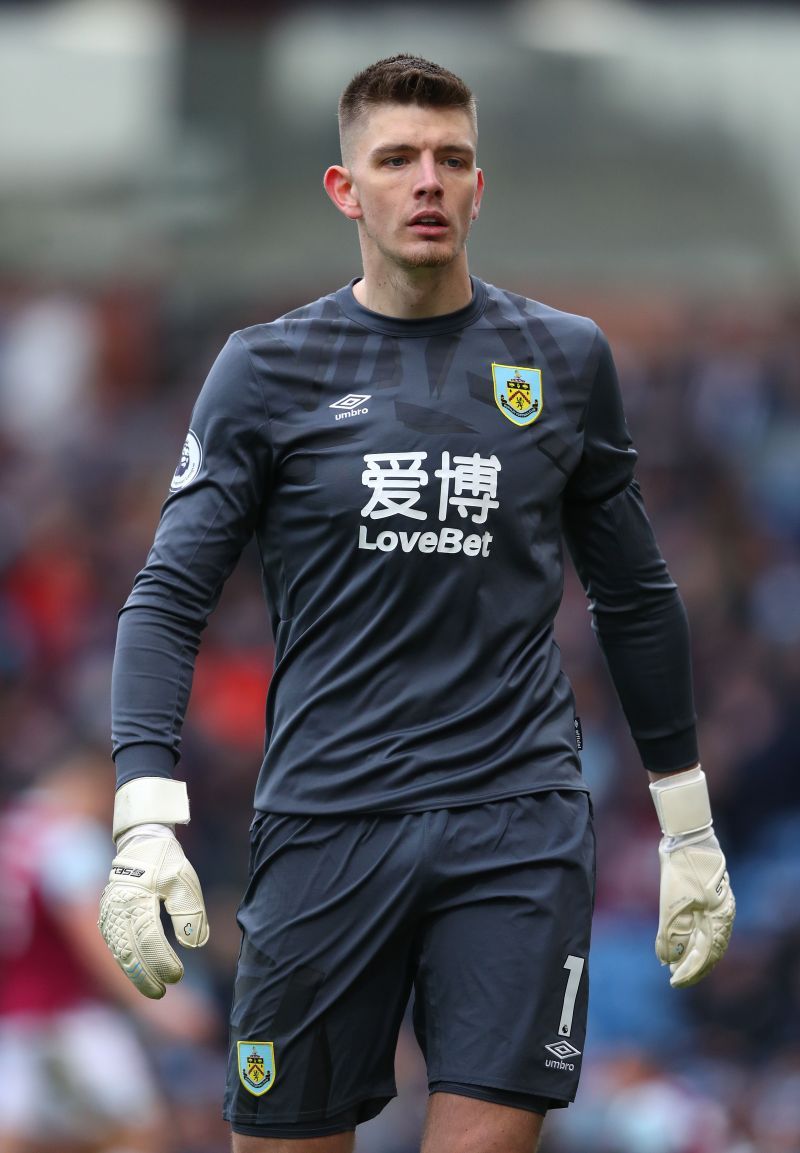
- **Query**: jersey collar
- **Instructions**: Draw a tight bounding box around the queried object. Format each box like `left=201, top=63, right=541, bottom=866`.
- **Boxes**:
left=335, top=277, right=487, bottom=337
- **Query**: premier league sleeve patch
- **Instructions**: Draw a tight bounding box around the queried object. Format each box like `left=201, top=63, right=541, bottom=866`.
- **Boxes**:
left=491, top=363, right=543, bottom=427
left=237, top=1041, right=276, bottom=1096
left=170, top=430, right=203, bottom=492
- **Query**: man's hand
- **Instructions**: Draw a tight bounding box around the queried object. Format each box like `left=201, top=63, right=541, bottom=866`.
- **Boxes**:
left=649, top=766, right=735, bottom=988
left=98, top=778, right=209, bottom=999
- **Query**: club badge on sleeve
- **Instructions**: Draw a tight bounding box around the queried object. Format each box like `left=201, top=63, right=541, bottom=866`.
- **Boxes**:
left=237, top=1041, right=276, bottom=1096
left=491, top=364, right=543, bottom=427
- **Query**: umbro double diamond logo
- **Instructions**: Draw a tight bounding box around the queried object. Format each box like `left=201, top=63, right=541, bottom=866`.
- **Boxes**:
left=329, top=394, right=371, bottom=421
left=544, top=1039, right=581, bottom=1071
left=545, top=1041, right=581, bottom=1060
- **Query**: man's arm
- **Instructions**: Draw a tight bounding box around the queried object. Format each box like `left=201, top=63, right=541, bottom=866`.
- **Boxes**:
left=100, top=333, right=272, bottom=996
left=112, top=332, right=272, bottom=783
left=562, top=331, right=734, bottom=985
left=562, top=333, right=697, bottom=773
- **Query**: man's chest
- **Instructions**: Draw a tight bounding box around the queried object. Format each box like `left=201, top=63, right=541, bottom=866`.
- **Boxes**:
left=262, top=333, right=587, bottom=554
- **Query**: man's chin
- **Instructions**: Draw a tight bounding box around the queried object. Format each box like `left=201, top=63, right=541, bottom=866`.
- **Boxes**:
left=398, top=243, right=458, bottom=270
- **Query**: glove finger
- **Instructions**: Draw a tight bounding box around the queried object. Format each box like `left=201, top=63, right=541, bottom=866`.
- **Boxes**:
left=670, top=890, right=736, bottom=989
left=164, top=861, right=209, bottom=949
left=668, top=917, right=713, bottom=988
left=655, top=908, right=694, bottom=966
left=168, top=907, right=209, bottom=949
left=99, top=884, right=184, bottom=998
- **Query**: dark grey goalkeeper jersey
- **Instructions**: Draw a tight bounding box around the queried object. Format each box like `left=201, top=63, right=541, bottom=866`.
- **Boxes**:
left=112, top=278, right=698, bottom=814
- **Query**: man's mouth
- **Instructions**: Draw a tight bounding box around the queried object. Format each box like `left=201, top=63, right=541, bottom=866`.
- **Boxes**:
left=409, top=211, right=448, bottom=236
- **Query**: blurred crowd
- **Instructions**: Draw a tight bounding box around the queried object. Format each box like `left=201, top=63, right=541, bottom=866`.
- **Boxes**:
left=1, top=279, right=799, bottom=1152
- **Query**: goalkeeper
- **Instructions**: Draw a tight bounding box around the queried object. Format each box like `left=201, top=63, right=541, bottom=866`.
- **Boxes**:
left=99, top=53, right=734, bottom=1153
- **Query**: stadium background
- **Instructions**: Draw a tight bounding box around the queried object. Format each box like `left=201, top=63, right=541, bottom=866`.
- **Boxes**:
left=1, top=1, right=799, bottom=1150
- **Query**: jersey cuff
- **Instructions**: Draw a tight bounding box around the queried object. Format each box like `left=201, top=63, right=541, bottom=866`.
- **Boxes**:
left=113, top=743, right=177, bottom=788
left=635, top=727, right=699, bottom=774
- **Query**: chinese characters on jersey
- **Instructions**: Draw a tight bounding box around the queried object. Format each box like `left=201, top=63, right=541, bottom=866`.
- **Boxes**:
left=359, top=451, right=501, bottom=557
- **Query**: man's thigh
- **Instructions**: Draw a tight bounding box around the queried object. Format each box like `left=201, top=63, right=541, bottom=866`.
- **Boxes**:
left=232, top=1133, right=355, bottom=1153
left=414, top=791, right=595, bottom=1112
left=224, top=812, right=424, bottom=1140
left=422, top=1092, right=544, bottom=1153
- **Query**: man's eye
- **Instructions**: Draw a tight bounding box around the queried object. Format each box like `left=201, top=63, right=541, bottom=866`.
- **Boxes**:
left=444, top=158, right=465, bottom=169
left=384, top=157, right=406, bottom=167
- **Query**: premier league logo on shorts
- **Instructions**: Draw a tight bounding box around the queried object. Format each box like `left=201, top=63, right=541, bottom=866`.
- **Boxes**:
left=237, top=1041, right=276, bottom=1096
left=491, top=363, right=543, bottom=427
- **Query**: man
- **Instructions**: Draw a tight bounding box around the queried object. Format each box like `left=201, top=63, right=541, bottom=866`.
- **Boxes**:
left=99, top=55, right=735, bottom=1153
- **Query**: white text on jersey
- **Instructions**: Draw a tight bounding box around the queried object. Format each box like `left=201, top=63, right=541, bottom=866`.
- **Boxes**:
left=330, top=394, right=371, bottom=420
left=358, top=525, right=493, bottom=557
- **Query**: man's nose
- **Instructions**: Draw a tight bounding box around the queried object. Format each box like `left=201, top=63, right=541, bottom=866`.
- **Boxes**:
left=414, top=155, right=444, bottom=197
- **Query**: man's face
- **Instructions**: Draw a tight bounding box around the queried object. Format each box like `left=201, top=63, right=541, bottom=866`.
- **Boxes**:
left=341, top=102, right=484, bottom=273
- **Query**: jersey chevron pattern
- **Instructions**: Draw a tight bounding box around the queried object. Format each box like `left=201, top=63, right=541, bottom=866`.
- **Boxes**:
left=112, top=278, right=697, bottom=813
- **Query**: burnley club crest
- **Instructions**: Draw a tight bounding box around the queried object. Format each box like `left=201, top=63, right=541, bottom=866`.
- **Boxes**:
left=237, top=1041, right=276, bottom=1096
left=492, top=363, right=543, bottom=427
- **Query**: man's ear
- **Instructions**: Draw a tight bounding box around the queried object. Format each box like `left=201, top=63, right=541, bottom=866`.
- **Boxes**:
left=323, top=165, right=362, bottom=220
left=471, top=168, right=485, bottom=221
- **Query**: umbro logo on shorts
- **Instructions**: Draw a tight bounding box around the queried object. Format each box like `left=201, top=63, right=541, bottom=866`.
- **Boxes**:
left=330, top=394, right=371, bottom=421
left=544, top=1040, right=581, bottom=1060
left=544, top=1039, right=581, bottom=1071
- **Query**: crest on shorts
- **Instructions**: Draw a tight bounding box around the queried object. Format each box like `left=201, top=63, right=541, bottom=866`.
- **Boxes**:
left=237, top=1041, right=276, bottom=1096
left=491, top=364, right=543, bottom=427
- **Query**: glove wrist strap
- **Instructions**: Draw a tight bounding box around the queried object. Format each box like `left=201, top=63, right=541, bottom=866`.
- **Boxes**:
left=116, top=822, right=176, bottom=851
left=649, top=765, right=713, bottom=837
left=113, top=777, right=190, bottom=840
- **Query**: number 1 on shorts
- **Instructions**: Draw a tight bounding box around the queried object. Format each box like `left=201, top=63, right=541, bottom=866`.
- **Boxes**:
left=558, top=954, right=585, bottom=1037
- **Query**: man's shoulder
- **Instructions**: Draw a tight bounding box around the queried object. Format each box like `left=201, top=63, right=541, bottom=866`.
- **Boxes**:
left=481, top=280, right=601, bottom=345
left=231, top=288, right=347, bottom=355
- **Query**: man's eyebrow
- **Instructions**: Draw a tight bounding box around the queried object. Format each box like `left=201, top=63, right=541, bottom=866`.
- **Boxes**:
left=369, top=142, right=475, bottom=159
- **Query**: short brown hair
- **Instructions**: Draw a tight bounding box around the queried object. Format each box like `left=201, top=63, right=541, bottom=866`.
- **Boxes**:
left=339, top=54, right=477, bottom=158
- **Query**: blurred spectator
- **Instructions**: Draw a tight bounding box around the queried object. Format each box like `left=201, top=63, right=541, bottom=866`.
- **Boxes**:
left=0, top=291, right=98, bottom=449
left=543, top=1049, right=738, bottom=1153
left=0, top=747, right=220, bottom=1153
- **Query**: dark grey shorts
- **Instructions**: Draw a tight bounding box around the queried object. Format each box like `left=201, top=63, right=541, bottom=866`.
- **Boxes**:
left=223, top=790, right=595, bottom=1138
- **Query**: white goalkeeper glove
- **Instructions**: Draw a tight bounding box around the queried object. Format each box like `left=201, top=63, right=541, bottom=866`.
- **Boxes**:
left=98, top=777, right=209, bottom=999
left=649, top=766, right=735, bottom=988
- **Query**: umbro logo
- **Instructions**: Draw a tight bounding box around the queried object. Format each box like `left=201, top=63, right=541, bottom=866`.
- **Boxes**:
left=544, top=1039, right=581, bottom=1071
left=330, top=394, right=371, bottom=410
left=330, top=394, right=371, bottom=421
left=544, top=1041, right=581, bottom=1060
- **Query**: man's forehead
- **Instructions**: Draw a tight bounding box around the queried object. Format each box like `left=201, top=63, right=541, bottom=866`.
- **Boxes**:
left=352, top=102, right=476, bottom=155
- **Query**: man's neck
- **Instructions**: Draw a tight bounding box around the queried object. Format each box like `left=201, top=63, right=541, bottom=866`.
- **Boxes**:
left=352, top=263, right=473, bottom=319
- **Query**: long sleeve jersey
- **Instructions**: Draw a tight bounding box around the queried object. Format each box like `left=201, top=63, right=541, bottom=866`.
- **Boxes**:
left=112, top=278, right=698, bottom=814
